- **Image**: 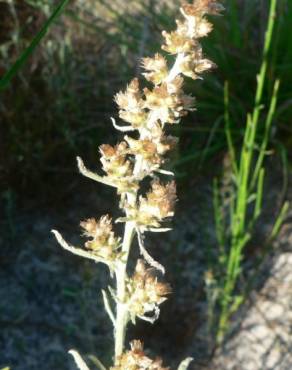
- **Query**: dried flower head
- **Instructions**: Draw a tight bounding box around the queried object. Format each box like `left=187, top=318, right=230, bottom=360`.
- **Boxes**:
left=142, top=53, right=169, bottom=85
left=176, top=16, right=213, bottom=39
left=144, top=84, right=187, bottom=125
left=126, top=260, right=171, bottom=320
left=100, top=142, right=131, bottom=177
left=124, top=134, right=176, bottom=175
left=115, top=78, right=143, bottom=111
left=161, top=0, right=223, bottom=82
left=162, top=30, right=197, bottom=55
left=180, top=50, right=215, bottom=79
left=134, top=181, right=177, bottom=228
left=111, top=340, right=169, bottom=370
left=150, top=122, right=179, bottom=150
left=115, top=78, right=148, bottom=128
left=99, top=142, right=140, bottom=193
left=182, top=0, right=224, bottom=16
left=80, top=215, right=120, bottom=260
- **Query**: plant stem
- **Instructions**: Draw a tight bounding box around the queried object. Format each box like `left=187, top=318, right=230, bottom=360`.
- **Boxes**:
left=114, top=220, right=135, bottom=358
left=250, top=0, right=277, bottom=140
left=114, top=49, right=183, bottom=358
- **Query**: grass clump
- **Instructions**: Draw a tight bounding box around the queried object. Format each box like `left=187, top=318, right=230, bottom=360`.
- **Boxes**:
left=206, top=0, right=289, bottom=343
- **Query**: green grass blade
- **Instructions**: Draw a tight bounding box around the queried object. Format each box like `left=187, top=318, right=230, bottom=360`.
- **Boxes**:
left=253, top=167, right=265, bottom=223
left=224, top=81, right=238, bottom=177
left=250, top=79, right=280, bottom=189
left=269, top=201, right=289, bottom=241
left=199, top=115, right=223, bottom=168
left=0, top=0, right=70, bottom=91
left=213, top=178, right=226, bottom=258
left=251, top=0, right=277, bottom=127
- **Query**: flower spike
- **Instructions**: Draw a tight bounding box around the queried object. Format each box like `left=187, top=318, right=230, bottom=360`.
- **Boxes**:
left=53, top=0, right=223, bottom=367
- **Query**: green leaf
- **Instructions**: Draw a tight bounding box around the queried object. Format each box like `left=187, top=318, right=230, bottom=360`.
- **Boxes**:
left=0, top=0, right=70, bottom=91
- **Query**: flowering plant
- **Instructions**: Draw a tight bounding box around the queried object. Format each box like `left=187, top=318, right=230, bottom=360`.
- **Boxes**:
left=52, top=1, right=223, bottom=368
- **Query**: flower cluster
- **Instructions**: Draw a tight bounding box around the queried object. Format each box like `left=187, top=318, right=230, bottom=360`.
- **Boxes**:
left=99, top=142, right=139, bottom=193
left=162, top=0, right=223, bottom=78
left=126, top=260, right=171, bottom=322
left=136, top=180, right=177, bottom=230
left=115, top=78, right=148, bottom=129
left=80, top=215, right=121, bottom=261
left=111, top=340, right=169, bottom=370
left=99, top=143, right=131, bottom=178
left=142, top=54, right=168, bottom=85
left=143, top=80, right=194, bottom=126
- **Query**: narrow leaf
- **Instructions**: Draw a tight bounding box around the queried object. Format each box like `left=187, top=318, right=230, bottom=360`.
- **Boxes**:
left=0, top=0, right=70, bottom=90
left=177, top=357, right=193, bottom=370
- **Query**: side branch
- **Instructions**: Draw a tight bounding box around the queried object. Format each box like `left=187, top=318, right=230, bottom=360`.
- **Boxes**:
left=111, top=117, right=135, bottom=132
left=177, top=357, right=194, bottom=370
left=69, top=350, right=91, bottom=370
left=51, top=229, right=104, bottom=264
left=137, top=229, right=165, bottom=274
left=102, top=289, right=116, bottom=327
left=76, top=156, right=115, bottom=188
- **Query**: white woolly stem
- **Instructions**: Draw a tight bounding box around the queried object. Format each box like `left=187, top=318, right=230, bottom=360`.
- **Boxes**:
left=102, top=289, right=116, bottom=327
left=165, top=52, right=185, bottom=83
left=69, top=350, right=91, bottom=370
left=177, top=357, right=194, bottom=370
left=114, top=220, right=136, bottom=357
left=137, top=229, right=165, bottom=274
left=51, top=230, right=105, bottom=264
left=111, top=117, right=134, bottom=132
left=114, top=129, right=147, bottom=358
left=114, top=48, right=183, bottom=358
left=77, top=156, right=115, bottom=188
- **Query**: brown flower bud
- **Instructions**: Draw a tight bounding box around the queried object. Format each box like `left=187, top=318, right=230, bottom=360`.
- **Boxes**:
left=125, top=136, right=158, bottom=160
left=115, top=78, right=147, bottom=128
left=115, top=78, right=143, bottom=110
left=132, top=181, right=176, bottom=228
left=177, top=10, right=213, bottom=39
left=145, top=180, right=177, bottom=218
left=162, top=30, right=196, bottom=54
left=124, top=133, right=176, bottom=170
left=182, top=0, right=224, bottom=16
left=144, top=84, right=184, bottom=124
left=126, top=260, right=171, bottom=318
left=80, top=215, right=120, bottom=260
left=166, top=75, right=184, bottom=94
left=144, top=84, right=179, bottom=110
left=119, top=110, right=148, bottom=128
left=180, top=50, right=215, bottom=80
left=142, top=53, right=169, bottom=85
left=100, top=142, right=132, bottom=178
left=195, top=58, right=216, bottom=73
left=111, top=340, right=170, bottom=370
left=196, top=18, right=213, bottom=37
